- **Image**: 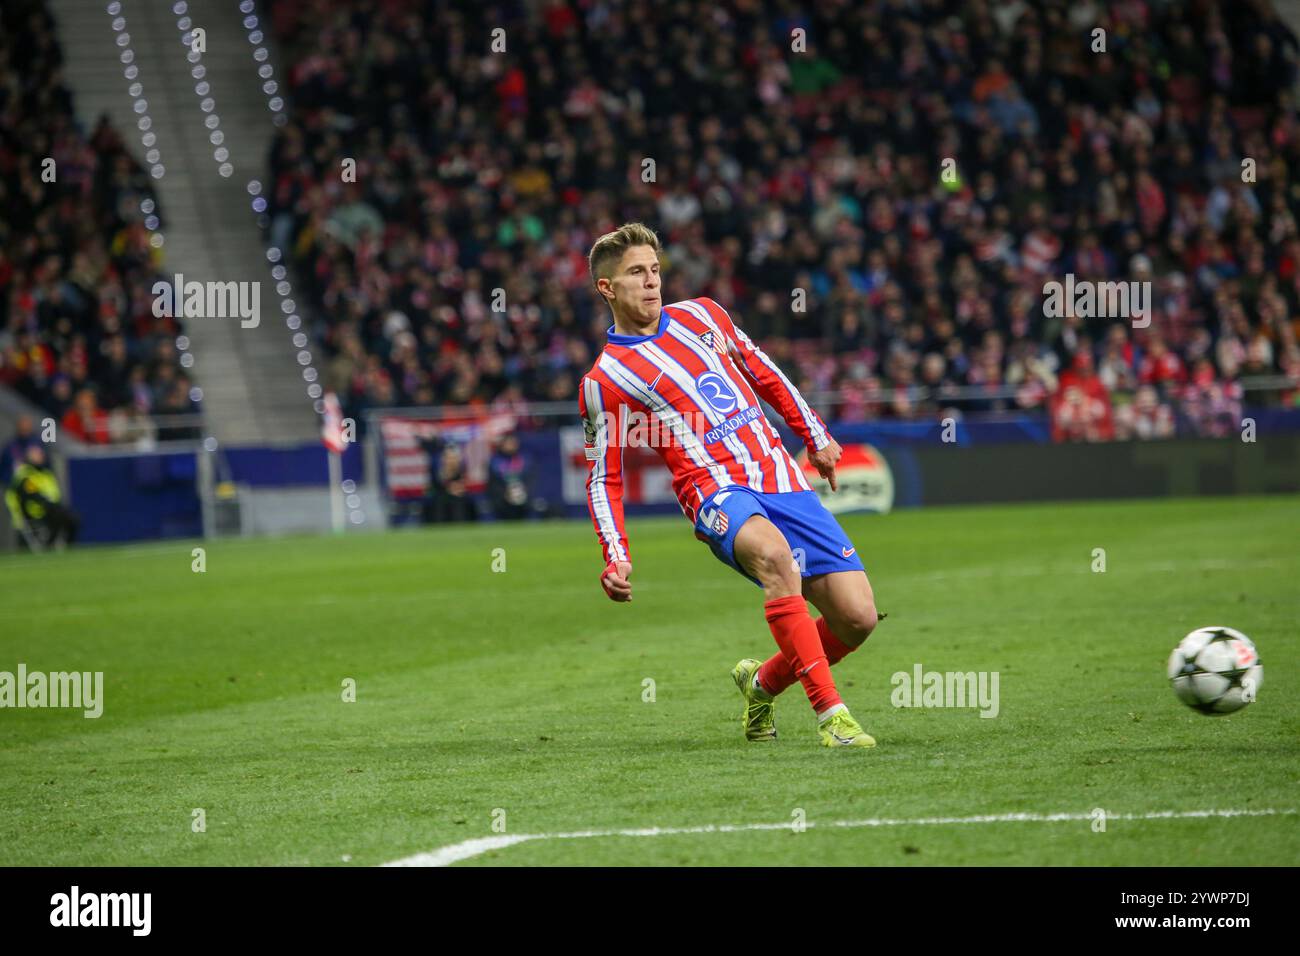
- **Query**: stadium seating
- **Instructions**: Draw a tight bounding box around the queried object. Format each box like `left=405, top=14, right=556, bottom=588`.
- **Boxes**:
left=264, top=0, right=1300, bottom=439
left=0, top=0, right=195, bottom=444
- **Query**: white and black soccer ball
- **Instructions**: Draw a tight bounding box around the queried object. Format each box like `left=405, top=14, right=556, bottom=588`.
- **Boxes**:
left=1167, top=626, right=1263, bottom=715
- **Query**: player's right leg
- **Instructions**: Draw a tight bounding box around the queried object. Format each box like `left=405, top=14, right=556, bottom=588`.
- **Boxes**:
left=731, top=515, right=874, bottom=748
left=756, top=570, right=878, bottom=697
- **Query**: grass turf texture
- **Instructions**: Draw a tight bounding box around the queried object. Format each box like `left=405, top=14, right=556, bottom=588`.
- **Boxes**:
left=0, top=495, right=1296, bottom=867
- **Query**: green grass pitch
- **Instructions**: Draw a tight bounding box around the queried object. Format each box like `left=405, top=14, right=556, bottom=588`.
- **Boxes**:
left=0, top=495, right=1296, bottom=866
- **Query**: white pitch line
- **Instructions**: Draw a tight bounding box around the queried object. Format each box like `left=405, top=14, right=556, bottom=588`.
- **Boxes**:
left=381, top=807, right=1295, bottom=867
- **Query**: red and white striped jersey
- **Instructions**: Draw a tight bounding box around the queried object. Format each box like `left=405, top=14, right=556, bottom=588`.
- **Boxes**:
left=578, top=296, right=831, bottom=567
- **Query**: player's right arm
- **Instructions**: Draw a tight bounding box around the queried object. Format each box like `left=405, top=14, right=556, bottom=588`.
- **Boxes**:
left=579, top=375, right=633, bottom=601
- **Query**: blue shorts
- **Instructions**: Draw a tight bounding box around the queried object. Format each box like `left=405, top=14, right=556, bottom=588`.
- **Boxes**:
left=692, top=485, right=866, bottom=588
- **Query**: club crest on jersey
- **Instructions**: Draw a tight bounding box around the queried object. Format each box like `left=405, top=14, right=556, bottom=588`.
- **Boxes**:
left=583, top=416, right=598, bottom=459
left=699, top=329, right=726, bottom=355
left=700, top=506, right=729, bottom=536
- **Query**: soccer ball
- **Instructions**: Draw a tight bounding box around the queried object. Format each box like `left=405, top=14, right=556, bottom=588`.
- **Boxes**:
left=1167, top=626, right=1263, bottom=715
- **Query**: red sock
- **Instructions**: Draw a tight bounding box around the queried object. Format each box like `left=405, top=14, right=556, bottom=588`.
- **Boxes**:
left=762, top=595, right=841, bottom=714
left=758, top=616, right=856, bottom=698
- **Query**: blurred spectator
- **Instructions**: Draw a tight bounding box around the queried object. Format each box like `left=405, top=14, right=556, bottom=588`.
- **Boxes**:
left=1051, top=352, right=1115, bottom=442
left=153, top=377, right=201, bottom=441
left=5, top=444, right=79, bottom=550
left=1115, top=385, right=1177, bottom=440
left=1, top=414, right=41, bottom=482
left=1138, top=335, right=1187, bottom=395
left=487, top=432, right=531, bottom=520
left=424, top=442, right=478, bottom=524
left=1097, top=325, right=1138, bottom=393
left=1181, top=357, right=1246, bottom=436
left=60, top=388, right=110, bottom=444
left=487, top=431, right=555, bottom=520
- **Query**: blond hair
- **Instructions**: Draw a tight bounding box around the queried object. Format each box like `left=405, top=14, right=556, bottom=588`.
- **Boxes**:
left=588, top=222, right=661, bottom=288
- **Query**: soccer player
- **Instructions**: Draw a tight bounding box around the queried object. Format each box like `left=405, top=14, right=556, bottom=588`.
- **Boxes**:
left=579, top=223, right=882, bottom=748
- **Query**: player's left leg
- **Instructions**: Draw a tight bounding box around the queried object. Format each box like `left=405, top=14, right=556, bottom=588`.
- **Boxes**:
left=803, top=570, right=879, bottom=650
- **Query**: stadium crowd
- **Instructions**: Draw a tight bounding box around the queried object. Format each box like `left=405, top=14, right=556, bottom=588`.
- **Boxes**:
left=0, top=0, right=197, bottom=447
left=262, top=0, right=1300, bottom=442
left=5, top=1, right=1300, bottom=449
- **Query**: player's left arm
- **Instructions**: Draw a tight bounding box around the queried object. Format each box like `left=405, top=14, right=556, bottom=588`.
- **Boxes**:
left=697, top=297, right=843, bottom=489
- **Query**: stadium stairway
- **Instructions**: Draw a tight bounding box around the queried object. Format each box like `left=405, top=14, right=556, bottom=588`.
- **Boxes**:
left=48, top=0, right=317, bottom=444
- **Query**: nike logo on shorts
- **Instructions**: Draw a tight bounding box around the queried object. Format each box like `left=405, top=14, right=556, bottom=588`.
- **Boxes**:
left=841, top=547, right=856, bottom=558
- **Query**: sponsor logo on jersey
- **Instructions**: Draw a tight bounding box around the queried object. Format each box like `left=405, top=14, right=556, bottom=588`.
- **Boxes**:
left=694, top=371, right=738, bottom=414
left=703, top=405, right=762, bottom=444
